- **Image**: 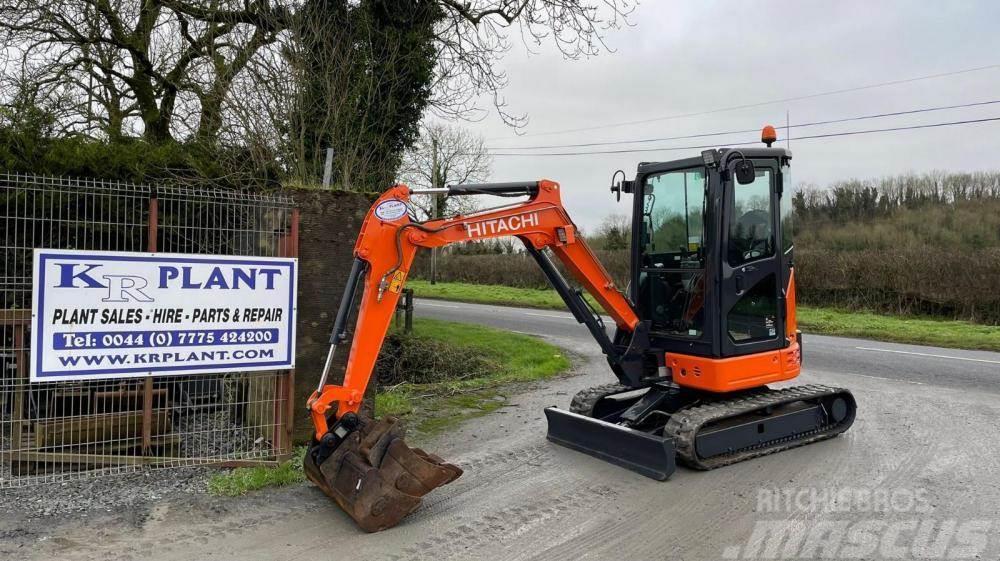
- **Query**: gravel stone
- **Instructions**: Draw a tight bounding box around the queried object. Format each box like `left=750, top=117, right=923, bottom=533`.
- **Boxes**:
left=176, top=410, right=263, bottom=457
left=0, top=409, right=270, bottom=519
left=0, top=466, right=213, bottom=518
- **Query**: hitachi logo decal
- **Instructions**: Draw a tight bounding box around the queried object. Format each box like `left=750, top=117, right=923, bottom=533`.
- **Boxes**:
left=466, top=213, right=540, bottom=237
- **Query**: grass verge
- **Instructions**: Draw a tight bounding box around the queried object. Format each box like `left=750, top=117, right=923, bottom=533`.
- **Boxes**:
left=207, top=447, right=307, bottom=496
left=208, top=318, right=569, bottom=496
left=407, top=279, right=1000, bottom=352
left=796, top=307, right=1000, bottom=352
left=407, top=279, right=594, bottom=310
left=375, top=318, right=570, bottom=434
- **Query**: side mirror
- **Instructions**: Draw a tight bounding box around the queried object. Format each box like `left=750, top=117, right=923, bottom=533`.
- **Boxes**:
left=610, top=183, right=621, bottom=202
left=609, top=170, right=633, bottom=202
left=735, top=160, right=756, bottom=185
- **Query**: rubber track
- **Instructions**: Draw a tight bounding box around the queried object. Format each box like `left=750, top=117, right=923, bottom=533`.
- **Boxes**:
left=664, top=384, right=855, bottom=470
left=569, top=383, right=634, bottom=416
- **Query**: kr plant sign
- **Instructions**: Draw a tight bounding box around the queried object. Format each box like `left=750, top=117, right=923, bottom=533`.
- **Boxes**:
left=31, top=249, right=297, bottom=382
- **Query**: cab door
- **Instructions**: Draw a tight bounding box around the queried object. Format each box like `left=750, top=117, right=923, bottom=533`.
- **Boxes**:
left=719, top=162, right=785, bottom=357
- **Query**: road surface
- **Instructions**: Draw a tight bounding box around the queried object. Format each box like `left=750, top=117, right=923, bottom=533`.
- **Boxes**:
left=416, top=299, right=1000, bottom=395
left=16, top=300, right=1000, bottom=561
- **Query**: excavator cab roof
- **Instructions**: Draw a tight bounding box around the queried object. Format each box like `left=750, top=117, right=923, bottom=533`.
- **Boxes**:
left=637, top=147, right=792, bottom=172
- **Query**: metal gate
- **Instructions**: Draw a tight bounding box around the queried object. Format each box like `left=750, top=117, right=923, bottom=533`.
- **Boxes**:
left=1, top=173, right=297, bottom=487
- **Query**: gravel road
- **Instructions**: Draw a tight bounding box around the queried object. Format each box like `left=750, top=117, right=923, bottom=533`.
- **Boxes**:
left=2, top=301, right=999, bottom=561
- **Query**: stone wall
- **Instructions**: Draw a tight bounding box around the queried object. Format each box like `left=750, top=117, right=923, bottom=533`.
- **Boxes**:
left=288, top=188, right=376, bottom=442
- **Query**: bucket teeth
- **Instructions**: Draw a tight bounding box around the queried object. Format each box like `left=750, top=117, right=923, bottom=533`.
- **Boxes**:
left=304, top=415, right=462, bottom=532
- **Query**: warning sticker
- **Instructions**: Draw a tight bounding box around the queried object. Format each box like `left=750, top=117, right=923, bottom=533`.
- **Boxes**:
left=388, top=270, right=406, bottom=293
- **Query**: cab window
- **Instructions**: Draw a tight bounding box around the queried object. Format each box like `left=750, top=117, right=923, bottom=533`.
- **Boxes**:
left=728, top=169, right=774, bottom=266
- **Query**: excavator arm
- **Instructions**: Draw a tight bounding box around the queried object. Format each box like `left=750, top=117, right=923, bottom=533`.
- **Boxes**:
left=308, top=179, right=647, bottom=440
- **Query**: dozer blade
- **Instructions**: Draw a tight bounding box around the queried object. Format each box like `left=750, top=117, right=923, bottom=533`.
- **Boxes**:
left=544, top=406, right=676, bottom=480
left=304, top=414, right=462, bottom=533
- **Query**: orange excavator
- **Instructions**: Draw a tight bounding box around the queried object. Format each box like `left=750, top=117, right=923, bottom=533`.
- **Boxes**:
left=305, top=128, right=857, bottom=532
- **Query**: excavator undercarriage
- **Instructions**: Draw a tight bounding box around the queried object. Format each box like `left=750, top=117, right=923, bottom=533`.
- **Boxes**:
left=546, top=381, right=856, bottom=479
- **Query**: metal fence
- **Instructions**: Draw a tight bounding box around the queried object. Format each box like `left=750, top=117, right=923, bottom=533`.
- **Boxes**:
left=1, top=173, right=297, bottom=487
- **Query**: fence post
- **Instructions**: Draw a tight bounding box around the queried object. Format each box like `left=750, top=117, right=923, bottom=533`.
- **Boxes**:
left=404, top=289, right=414, bottom=333
left=274, top=208, right=299, bottom=461
left=12, top=315, right=27, bottom=463
left=142, top=195, right=158, bottom=454
left=288, top=209, right=299, bottom=454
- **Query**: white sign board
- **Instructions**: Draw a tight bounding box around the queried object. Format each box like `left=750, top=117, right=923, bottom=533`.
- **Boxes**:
left=31, top=249, right=297, bottom=382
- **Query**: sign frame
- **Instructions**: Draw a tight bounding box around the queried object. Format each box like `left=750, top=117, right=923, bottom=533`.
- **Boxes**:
left=30, top=249, right=297, bottom=382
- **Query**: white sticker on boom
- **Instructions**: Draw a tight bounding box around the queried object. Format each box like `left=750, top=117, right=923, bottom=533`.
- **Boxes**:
left=374, top=199, right=407, bottom=221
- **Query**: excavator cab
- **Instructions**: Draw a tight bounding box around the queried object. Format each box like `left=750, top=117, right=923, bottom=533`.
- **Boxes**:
left=631, top=147, right=793, bottom=363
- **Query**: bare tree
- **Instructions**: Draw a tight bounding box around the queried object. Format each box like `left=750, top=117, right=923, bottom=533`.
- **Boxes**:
left=0, top=0, right=290, bottom=142
left=397, top=122, right=492, bottom=283
left=430, top=1, right=636, bottom=127
left=398, top=122, right=492, bottom=219
left=0, top=0, right=636, bottom=186
left=590, top=213, right=631, bottom=250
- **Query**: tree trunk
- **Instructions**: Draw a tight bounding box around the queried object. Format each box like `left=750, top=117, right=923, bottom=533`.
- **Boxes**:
left=143, top=115, right=173, bottom=143
left=197, top=91, right=225, bottom=144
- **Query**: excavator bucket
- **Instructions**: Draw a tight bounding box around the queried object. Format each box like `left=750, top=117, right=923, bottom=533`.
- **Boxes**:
left=544, top=407, right=676, bottom=480
left=303, top=414, right=462, bottom=532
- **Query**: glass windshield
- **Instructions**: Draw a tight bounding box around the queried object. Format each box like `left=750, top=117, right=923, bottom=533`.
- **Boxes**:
left=638, top=167, right=707, bottom=338
left=641, top=168, right=706, bottom=266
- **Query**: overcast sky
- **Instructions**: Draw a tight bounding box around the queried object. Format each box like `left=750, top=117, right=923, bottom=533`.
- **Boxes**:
left=449, top=0, right=1000, bottom=231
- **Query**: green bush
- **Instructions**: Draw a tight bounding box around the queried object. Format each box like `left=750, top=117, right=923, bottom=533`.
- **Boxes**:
left=375, top=330, right=501, bottom=385
left=0, top=127, right=280, bottom=188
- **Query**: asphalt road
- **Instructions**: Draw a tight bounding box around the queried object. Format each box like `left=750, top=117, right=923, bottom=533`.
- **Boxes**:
left=20, top=299, right=1000, bottom=561
left=416, top=298, right=1000, bottom=394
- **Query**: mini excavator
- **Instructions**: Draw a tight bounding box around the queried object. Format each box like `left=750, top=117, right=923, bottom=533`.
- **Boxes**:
left=305, top=126, right=857, bottom=532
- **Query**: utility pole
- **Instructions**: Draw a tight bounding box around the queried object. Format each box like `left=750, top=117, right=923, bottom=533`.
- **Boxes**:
left=786, top=110, right=791, bottom=149
left=430, top=137, right=439, bottom=285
